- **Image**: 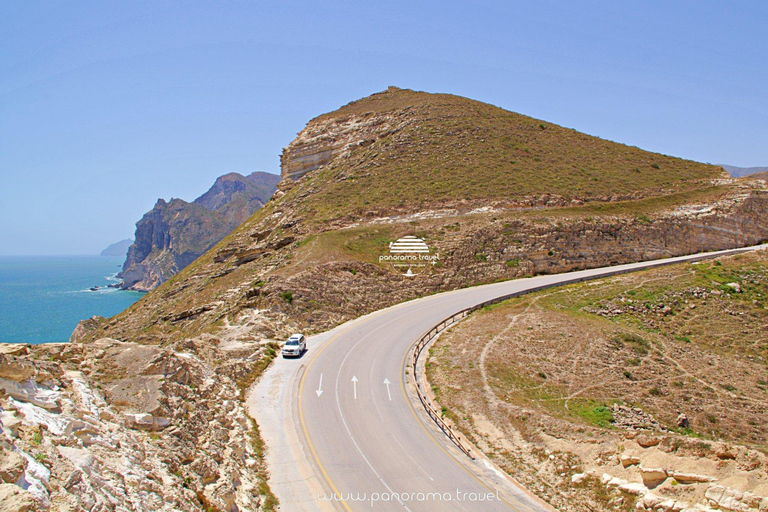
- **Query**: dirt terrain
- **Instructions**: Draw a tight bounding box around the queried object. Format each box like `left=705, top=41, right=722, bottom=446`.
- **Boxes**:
left=428, top=250, right=768, bottom=511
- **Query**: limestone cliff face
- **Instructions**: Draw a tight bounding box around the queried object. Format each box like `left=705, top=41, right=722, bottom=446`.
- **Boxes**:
left=280, top=88, right=408, bottom=181
left=121, top=172, right=279, bottom=291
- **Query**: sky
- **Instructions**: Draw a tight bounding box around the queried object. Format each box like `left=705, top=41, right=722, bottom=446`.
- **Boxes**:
left=1, top=1, right=767, bottom=255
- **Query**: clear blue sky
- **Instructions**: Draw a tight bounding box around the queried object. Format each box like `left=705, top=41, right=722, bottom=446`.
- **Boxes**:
left=1, top=1, right=766, bottom=255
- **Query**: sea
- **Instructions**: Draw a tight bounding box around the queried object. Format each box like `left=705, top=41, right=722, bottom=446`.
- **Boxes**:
left=0, top=256, right=144, bottom=344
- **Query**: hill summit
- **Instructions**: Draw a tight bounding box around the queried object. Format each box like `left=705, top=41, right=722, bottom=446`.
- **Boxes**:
left=276, top=86, right=724, bottom=223
left=86, top=87, right=766, bottom=346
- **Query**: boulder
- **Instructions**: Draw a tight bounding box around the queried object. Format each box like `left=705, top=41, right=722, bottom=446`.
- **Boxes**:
left=0, top=412, right=22, bottom=438
left=0, top=483, right=36, bottom=512
left=620, top=454, right=640, bottom=467
left=123, top=413, right=170, bottom=431
left=571, top=473, right=587, bottom=483
left=713, top=443, right=737, bottom=460
left=671, top=471, right=716, bottom=484
left=676, top=413, right=689, bottom=428
left=636, top=435, right=662, bottom=448
left=56, top=446, right=94, bottom=474
left=617, top=482, right=647, bottom=495
left=0, top=446, right=26, bottom=483
left=0, top=357, right=33, bottom=383
left=704, top=484, right=761, bottom=511
left=0, top=346, right=28, bottom=357
left=640, top=467, right=668, bottom=487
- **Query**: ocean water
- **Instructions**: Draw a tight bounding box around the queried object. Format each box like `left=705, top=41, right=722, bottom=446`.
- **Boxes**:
left=0, top=256, right=144, bottom=344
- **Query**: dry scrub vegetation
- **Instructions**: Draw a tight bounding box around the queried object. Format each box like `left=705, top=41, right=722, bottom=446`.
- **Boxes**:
left=428, top=250, right=768, bottom=511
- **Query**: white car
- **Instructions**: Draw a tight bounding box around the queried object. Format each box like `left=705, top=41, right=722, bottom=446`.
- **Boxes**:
left=282, top=334, right=306, bottom=358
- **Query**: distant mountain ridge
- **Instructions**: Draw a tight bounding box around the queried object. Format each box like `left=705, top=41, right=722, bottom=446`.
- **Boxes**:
left=721, top=164, right=768, bottom=177
left=100, top=239, right=132, bottom=258
left=120, top=171, right=280, bottom=291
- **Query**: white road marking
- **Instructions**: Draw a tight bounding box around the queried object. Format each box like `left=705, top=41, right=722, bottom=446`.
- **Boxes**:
left=383, top=378, right=392, bottom=401
left=316, top=373, right=323, bottom=397
left=351, top=375, right=358, bottom=400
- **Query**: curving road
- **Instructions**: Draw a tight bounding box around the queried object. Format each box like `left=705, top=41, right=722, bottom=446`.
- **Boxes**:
left=248, top=244, right=766, bottom=512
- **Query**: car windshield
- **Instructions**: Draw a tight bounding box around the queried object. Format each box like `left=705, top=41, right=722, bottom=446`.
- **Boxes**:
left=286, top=340, right=299, bottom=346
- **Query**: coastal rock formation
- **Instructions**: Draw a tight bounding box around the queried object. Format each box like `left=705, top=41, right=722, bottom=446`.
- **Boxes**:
left=120, top=171, right=279, bottom=291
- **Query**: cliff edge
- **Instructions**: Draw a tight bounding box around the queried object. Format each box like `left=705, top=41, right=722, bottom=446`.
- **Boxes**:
left=120, top=171, right=279, bottom=291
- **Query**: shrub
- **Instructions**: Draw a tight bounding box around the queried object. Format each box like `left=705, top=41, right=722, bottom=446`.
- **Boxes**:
left=280, top=291, right=293, bottom=304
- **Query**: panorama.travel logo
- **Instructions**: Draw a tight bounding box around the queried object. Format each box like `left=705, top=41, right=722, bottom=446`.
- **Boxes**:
left=379, top=236, right=439, bottom=276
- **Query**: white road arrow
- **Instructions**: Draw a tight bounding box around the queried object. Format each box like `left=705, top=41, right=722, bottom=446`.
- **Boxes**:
left=316, top=374, right=324, bottom=397
left=383, top=378, right=392, bottom=401
left=351, top=376, right=358, bottom=400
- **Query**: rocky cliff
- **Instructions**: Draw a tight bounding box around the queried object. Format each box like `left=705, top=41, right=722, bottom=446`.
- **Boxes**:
left=120, top=172, right=279, bottom=291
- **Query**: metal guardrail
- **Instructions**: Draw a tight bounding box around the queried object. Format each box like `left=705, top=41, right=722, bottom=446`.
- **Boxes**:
left=408, top=244, right=764, bottom=460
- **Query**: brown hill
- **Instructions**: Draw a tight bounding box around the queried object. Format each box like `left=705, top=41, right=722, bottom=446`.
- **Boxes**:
left=79, top=87, right=766, bottom=346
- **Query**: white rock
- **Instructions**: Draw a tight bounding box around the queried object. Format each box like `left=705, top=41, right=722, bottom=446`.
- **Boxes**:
left=618, top=482, right=648, bottom=496
left=18, top=449, right=51, bottom=505
left=571, top=473, right=587, bottom=483
left=0, top=378, right=60, bottom=409
left=640, top=466, right=668, bottom=487
left=607, top=476, right=628, bottom=487
left=671, top=471, right=716, bottom=484
left=621, top=454, right=641, bottom=467
left=57, top=446, right=94, bottom=474
left=10, top=397, right=69, bottom=435
left=123, top=412, right=170, bottom=431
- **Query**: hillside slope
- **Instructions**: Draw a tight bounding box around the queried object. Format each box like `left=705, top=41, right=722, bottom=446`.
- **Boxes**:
left=80, top=87, right=767, bottom=347
left=428, top=250, right=768, bottom=511
left=120, top=171, right=279, bottom=291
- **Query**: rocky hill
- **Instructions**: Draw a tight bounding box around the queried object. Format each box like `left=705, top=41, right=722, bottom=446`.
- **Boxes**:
left=722, top=164, right=768, bottom=177
left=87, top=87, right=768, bottom=347
left=99, top=239, right=132, bottom=258
left=120, top=172, right=279, bottom=291
left=4, top=87, right=768, bottom=512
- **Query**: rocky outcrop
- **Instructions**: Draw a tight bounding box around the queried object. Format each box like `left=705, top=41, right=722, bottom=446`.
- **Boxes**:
left=0, top=335, right=277, bottom=512
left=120, top=172, right=279, bottom=291
left=281, top=88, right=408, bottom=181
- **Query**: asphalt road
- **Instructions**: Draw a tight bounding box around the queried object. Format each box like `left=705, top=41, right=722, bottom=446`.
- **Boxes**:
left=250, top=244, right=766, bottom=512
